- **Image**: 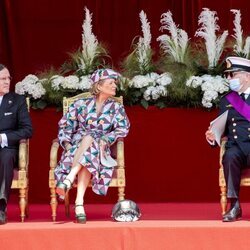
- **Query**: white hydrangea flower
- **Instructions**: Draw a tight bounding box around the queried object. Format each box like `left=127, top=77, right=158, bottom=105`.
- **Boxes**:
left=143, top=85, right=167, bottom=101
left=62, top=75, right=80, bottom=89
left=51, top=75, right=65, bottom=90
left=156, top=85, right=167, bottom=96
left=79, top=75, right=91, bottom=90
left=15, top=74, right=46, bottom=99
left=15, top=82, right=25, bottom=95
left=130, top=75, right=153, bottom=88
left=156, top=73, right=172, bottom=86
left=27, top=82, right=46, bottom=99
left=186, top=76, right=203, bottom=88
left=186, top=74, right=229, bottom=108
left=130, top=72, right=171, bottom=101
left=202, top=99, right=213, bottom=108
left=146, top=72, right=159, bottom=81
left=143, top=86, right=155, bottom=100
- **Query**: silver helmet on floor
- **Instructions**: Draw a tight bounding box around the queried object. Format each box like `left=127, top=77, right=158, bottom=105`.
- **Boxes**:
left=111, top=199, right=141, bottom=222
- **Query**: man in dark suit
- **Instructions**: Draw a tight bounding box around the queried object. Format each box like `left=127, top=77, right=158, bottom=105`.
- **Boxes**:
left=0, top=64, right=32, bottom=224
left=206, top=56, right=250, bottom=222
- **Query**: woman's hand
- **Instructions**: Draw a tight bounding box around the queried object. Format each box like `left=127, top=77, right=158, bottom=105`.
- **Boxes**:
left=64, top=142, right=72, bottom=155
left=99, top=139, right=107, bottom=158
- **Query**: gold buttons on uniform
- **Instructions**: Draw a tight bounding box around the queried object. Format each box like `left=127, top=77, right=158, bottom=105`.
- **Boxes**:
left=232, top=118, right=235, bottom=121
left=248, top=128, right=250, bottom=131
left=233, top=123, right=237, bottom=126
left=234, top=135, right=238, bottom=139
left=232, top=129, right=236, bottom=133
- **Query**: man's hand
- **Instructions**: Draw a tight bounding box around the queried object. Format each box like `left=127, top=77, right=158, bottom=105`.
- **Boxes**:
left=205, top=126, right=215, bottom=143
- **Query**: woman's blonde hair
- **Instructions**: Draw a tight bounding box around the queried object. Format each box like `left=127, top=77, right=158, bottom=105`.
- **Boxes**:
left=90, top=80, right=104, bottom=95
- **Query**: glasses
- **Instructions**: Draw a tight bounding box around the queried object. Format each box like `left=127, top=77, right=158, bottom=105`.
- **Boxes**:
left=0, top=76, right=12, bottom=81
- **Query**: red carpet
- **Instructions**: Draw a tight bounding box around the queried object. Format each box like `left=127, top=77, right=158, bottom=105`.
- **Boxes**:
left=1, top=203, right=250, bottom=250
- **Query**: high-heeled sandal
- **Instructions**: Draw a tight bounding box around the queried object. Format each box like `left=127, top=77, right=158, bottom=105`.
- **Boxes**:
left=56, top=178, right=72, bottom=200
left=75, top=204, right=87, bottom=224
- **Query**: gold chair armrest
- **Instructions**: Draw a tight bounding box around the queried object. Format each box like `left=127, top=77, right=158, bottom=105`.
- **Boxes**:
left=116, top=138, right=124, bottom=169
left=49, top=139, right=59, bottom=188
left=19, top=139, right=28, bottom=171
left=50, top=139, right=59, bottom=171
left=219, top=137, right=227, bottom=168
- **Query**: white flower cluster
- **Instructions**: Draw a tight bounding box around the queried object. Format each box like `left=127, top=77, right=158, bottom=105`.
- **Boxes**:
left=186, top=74, right=229, bottom=108
left=51, top=75, right=91, bottom=91
left=15, top=74, right=46, bottom=99
left=130, top=72, right=172, bottom=101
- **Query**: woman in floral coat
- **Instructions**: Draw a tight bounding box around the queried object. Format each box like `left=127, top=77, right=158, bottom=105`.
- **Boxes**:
left=55, top=69, right=130, bottom=223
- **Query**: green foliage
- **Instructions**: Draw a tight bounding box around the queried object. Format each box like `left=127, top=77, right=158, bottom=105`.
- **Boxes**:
left=60, top=44, right=111, bottom=77
left=121, top=41, right=156, bottom=78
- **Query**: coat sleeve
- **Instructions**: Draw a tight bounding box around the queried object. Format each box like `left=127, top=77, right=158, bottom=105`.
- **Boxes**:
left=103, top=104, right=130, bottom=145
left=6, top=95, right=32, bottom=146
left=58, top=101, right=79, bottom=148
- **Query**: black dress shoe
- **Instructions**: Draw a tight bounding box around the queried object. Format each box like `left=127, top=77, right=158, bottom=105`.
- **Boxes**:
left=222, top=206, right=242, bottom=222
left=0, top=210, right=7, bottom=225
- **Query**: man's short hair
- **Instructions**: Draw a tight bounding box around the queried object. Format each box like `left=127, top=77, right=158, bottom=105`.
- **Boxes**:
left=0, top=64, right=7, bottom=71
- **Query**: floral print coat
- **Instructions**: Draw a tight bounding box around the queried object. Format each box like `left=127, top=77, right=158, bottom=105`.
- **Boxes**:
left=54, top=96, right=130, bottom=195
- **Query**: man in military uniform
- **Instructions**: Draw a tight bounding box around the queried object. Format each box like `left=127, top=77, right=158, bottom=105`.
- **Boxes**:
left=206, top=56, right=250, bottom=222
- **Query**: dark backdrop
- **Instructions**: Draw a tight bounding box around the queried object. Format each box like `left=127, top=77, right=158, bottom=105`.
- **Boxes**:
left=1, top=0, right=250, bottom=84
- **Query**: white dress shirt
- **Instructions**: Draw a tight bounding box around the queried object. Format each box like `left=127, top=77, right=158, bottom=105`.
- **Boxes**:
left=0, top=95, right=8, bottom=148
left=240, top=87, right=250, bottom=99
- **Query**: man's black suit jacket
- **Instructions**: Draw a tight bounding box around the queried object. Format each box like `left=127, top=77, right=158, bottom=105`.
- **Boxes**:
left=0, top=92, right=32, bottom=149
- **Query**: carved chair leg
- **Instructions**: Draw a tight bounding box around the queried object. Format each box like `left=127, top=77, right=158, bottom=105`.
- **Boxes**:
left=25, top=187, right=29, bottom=218
left=220, top=186, right=227, bottom=215
left=65, top=192, right=70, bottom=218
left=118, top=187, right=125, bottom=201
left=19, top=187, right=26, bottom=222
left=50, top=186, right=58, bottom=221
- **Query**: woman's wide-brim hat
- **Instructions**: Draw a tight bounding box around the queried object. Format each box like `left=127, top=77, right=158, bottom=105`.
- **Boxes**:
left=90, top=68, right=121, bottom=84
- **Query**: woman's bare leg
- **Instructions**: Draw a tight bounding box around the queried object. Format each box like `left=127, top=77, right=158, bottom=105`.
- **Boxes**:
left=75, top=167, right=91, bottom=215
left=64, top=135, right=93, bottom=186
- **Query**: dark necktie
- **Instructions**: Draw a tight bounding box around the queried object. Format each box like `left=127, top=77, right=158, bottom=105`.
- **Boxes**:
left=240, top=93, right=245, bottom=101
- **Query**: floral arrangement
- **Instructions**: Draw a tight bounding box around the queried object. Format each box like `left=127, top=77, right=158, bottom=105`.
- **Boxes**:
left=121, top=11, right=172, bottom=108
left=15, top=7, right=107, bottom=109
left=231, top=9, right=250, bottom=58
left=15, top=7, right=249, bottom=110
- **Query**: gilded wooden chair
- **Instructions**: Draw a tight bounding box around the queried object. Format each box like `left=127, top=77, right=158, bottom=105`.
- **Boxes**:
left=219, top=138, right=250, bottom=214
left=49, top=92, right=126, bottom=221
left=11, top=98, right=30, bottom=222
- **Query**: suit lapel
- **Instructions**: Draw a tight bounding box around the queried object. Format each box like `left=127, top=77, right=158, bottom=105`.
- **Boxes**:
left=0, top=93, right=14, bottom=120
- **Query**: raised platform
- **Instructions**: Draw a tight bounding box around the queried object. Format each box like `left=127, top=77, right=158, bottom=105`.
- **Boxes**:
left=2, top=203, right=250, bottom=250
